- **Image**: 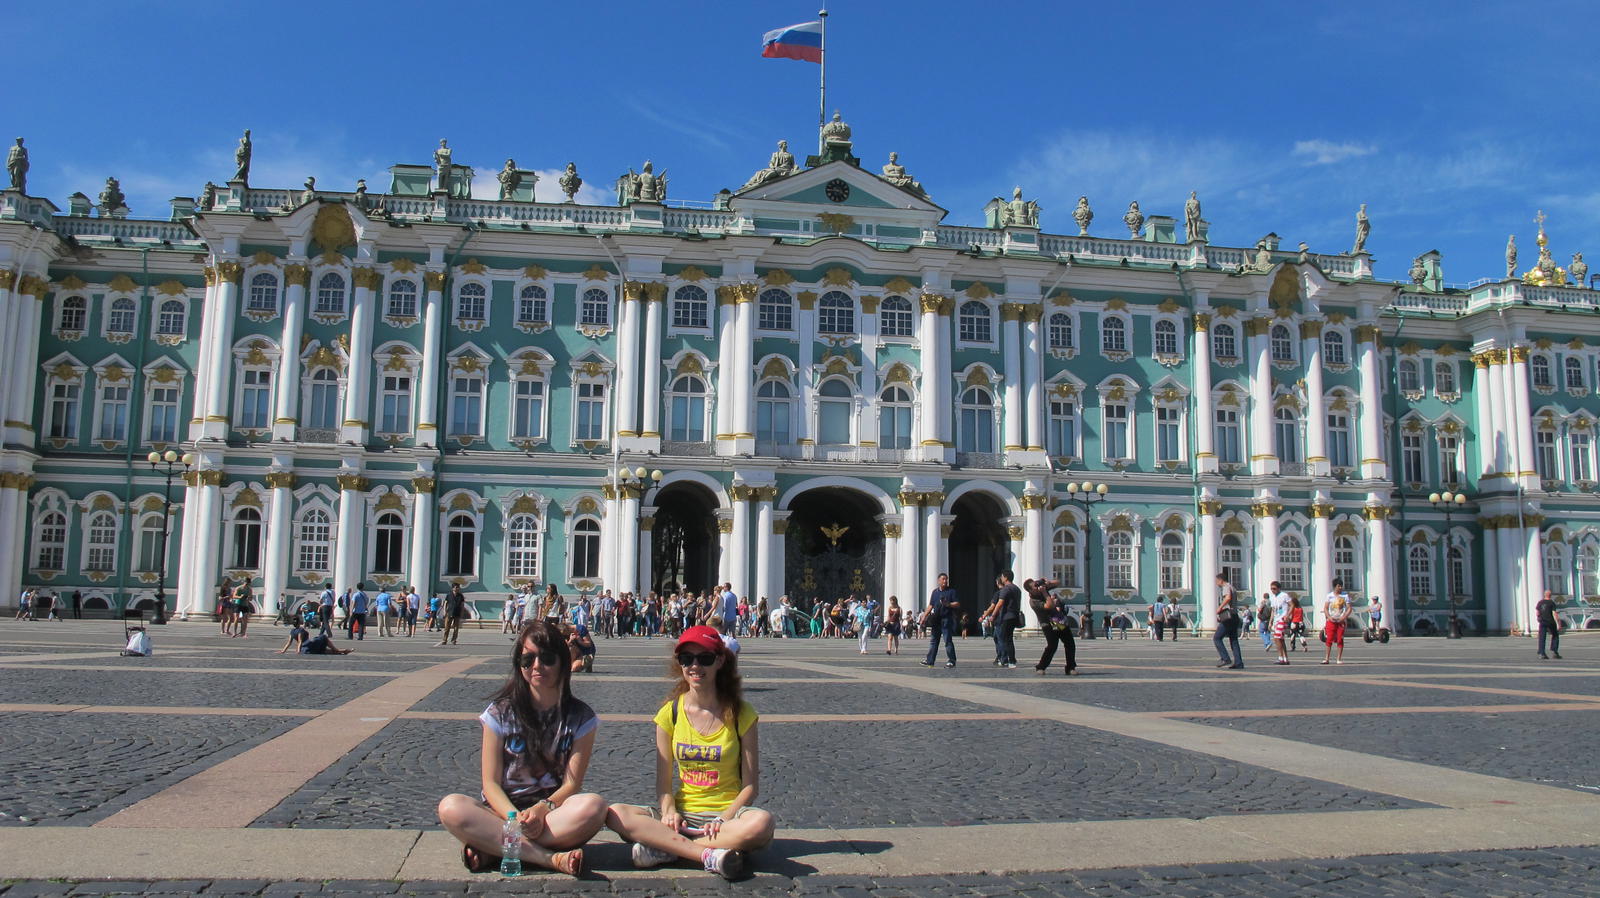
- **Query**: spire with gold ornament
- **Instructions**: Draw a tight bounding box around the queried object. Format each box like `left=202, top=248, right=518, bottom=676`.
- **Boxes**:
left=1521, top=210, right=1569, bottom=286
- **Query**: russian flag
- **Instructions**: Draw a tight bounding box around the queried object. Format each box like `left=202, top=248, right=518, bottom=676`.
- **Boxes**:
left=762, top=21, right=823, bottom=63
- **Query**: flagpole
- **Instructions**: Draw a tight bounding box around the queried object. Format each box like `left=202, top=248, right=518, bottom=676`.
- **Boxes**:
left=818, top=8, right=828, bottom=154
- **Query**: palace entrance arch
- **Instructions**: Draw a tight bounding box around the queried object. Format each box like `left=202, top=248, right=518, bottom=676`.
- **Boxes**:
left=783, top=487, right=885, bottom=609
left=949, top=492, right=1010, bottom=635
left=650, top=482, right=719, bottom=595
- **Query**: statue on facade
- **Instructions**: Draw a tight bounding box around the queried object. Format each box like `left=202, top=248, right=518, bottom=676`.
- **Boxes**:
left=1505, top=235, right=1518, bottom=279
left=713, top=188, right=732, bottom=211
left=1409, top=255, right=1428, bottom=286
left=354, top=178, right=369, bottom=212
left=879, top=151, right=925, bottom=197
left=200, top=181, right=217, bottom=210
left=1072, top=195, right=1092, bottom=236
left=1184, top=191, right=1203, bottom=242
left=433, top=139, right=452, bottom=194
left=233, top=129, right=252, bottom=183
left=999, top=186, right=1038, bottom=227
left=1352, top=203, right=1370, bottom=254
left=559, top=163, right=582, bottom=203
left=1297, top=242, right=1311, bottom=264
left=621, top=160, right=668, bottom=204
left=741, top=140, right=798, bottom=190
left=300, top=176, right=316, bottom=208
left=497, top=159, right=521, bottom=201
left=1243, top=238, right=1273, bottom=272
left=821, top=111, right=851, bottom=146
left=98, top=177, right=126, bottom=216
left=1123, top=201, right=1144, bottom=238
left=7, top=137, right=28, bottom=193
left=1573, top=252, right=1589, bottom=288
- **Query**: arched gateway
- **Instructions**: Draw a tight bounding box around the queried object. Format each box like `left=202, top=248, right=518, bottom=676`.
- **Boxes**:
left=783, top=487, right=886, bottom=606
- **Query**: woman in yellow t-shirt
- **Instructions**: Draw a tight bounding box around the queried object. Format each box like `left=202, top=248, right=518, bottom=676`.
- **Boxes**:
left=605, top=625, right=775, bottom=880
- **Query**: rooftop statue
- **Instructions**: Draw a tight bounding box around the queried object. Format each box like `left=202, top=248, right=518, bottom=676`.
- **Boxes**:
left=741, top=140, right=798, bottom=190
left=497, top=159, right=521, bottom=201
left=1409, top=255, right=1428, bottom=286
left=200, top=181, right=217, bottom=210
left=1572, top=252, right=1589, bottom=288
left=1352, top=203, right=1370, bottom=254
left=559, top=163, right=582, bottom=203
left=1123, top=201, right=1144, bottom=238
left=620, top=160, right=668, bottom=204
left=434, top=139, right=452, bottom=194
left=7, top=137, right=28, bottom=193
left=1072, top=195, right=1092, bottom=236
left=300, top=176, right=316, bottom=208
left=1244, top=238, right=1273, bottom=273
left=713, top=188, right=733, bottom=211
left=880, top=151, right=925, bottom=198
left=233, top=129, right=251, bottom=184
left=98, top=176, right=125, bottom=216
left=821, top=110, right=851, bottom=145
left=1184, top=191, right=1203, bottom=243
left=1506, top=235, right=1518, bottom=279
left=354, top=178, right=369, bottom=212
left=999, top=186, right=1039, bottom=228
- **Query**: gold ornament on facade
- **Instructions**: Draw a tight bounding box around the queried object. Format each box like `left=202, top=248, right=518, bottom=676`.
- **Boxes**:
left=623, top=281, right=646, bottom=302
left=1355, top=324, right=1381, bottom=344
left=644, top=282, right=667, bottom=303
left=1309, top=502, right=1336, bottom=518
left=203, top=267, right=219, bottom=287
left=1000, top=302, right=1025, bottom=322
left=410, top=476, right=436, bottom=494
left=734, top=283, right=759, bottom=303
left=1362, top=506, right=1392, bottom=521
left=310, top=204, right=357, bottom=255
left=675, top=265, right=708, bottom=282
left=264, top=472, right=297, bottom=489
left=215, top=261, right=244, bottom=284
left=816, top=267, right=853, bottom=287
left=882, top=522, right=902, bottom=539
left=794, top=290, right=818, bottom=311
left=715, top=518, right=734, bottom=534
left=1249, top=501, right=1283, bottom=518
left=1104, top=297, right=1128, bottom=311
left=457, top=258, right=486, bottom=276
left=308, top=346, right=341, bottom=372
left=281, top=264, right=309, bottom=287
left=57, top=275, right=87, bottom=290
left=320, top=252, right=345, bottom=267
left=336, top=474, right=370, bottom=492
left=424, top=271, right=446, bottom=291
left=917, top=292, right=944, bottom=314
left=1050, top=383, right=1079, bottom=399
left=582, top=264, right=610, bottom=281
left=964, top=281, right=994, bottom=301
left=1048, top=290, right=1074, bottom=307
left=351, top=268, right=381, bottom=289
left=1197, top=500, right=1224, bottom=517
left=772, top=519, right=789, bottom=535
left=1300, top=320, right=1324, bottom=338
left=374, top=491, right=405, bottom=511
left=1006, top=525, right=1025, bottom=541
left=100, top=364, right=127, bottom=383
left=1019, top=493, right=1049, bottom=511
left=51, top=362, right=80, bottom=382
left=1019, top=303, right=1043, bottom=323
left=881, top=276, right=916, bottom=295
left=817, top=213, right=854, bottom=234
left=0, top=270, right=14, bottom=290
left=243, top=340, right=270, bottom=366
left=198, top=470, right=225, bottom=487
left=384, top=257, right=417, bottom=274
left=231, top=487, right=262, bottom=510
left=762, top=269, right=795, bottom=286
left=451, top=355, right=483, bottom=374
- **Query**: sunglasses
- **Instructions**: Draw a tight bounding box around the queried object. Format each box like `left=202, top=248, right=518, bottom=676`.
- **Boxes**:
left=676, top=651, right=719, bottom=668
left=517, top=650, right=561, bottom=669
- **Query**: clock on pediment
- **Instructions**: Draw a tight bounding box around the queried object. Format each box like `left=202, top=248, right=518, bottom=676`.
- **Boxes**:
left=824, top=178, right=850, bottom=203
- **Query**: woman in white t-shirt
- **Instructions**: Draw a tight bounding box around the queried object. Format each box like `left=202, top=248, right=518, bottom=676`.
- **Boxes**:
left=1322, top=579, right=1352, bottom=665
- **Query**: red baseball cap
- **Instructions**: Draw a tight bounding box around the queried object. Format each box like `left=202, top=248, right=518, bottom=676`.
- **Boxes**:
left=675, top=625, right=724, bottom=656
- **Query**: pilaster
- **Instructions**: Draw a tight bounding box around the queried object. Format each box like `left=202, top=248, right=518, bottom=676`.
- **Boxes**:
left=340, top=266, right=380, bottom=444
left=409, top=474, right=435, bottom=595
left=272, top=263, right=309, bottom=440
left=415, top=271, right=445, bottom=448
left=1302, top=320, right=1329, bottom=476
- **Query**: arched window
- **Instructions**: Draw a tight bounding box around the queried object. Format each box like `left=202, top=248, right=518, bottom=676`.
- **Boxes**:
left=1544, top=542, right=1569, bottom=596
left=231, top=507, right=262, bottom=570
left=1212, top=323, right=1237, bottom=359
left=1154, top=319, right=1179, bottom=356
left=1274, top=407, right=1301, bottom=462
left=580, top=288, right=610, bottom=326
left=85, top=510, right=117, bottom=572
left=456, top=282, right=486, bottom=321
left=507, top=514, right=541, bottom=579
left=306, top=368, right=341, bottom=431
left=1530, top=354, right=1551, bottom=388
left=1398, top=358, right=1421, bottom=392
left=517, top=285, right=546, bottom=324
left=1334, top=534, right=1360, bottom=592
left=1565, top=356, right=1585, bottom=392
left=1278, top=534, right=1305, bottom=592
left=157, top=300, right=186, bottom=335
left=672, top=285, right=709, bottom=329
left=247, top=273, right=279, bottom=313
left=136, top=513, right=165, bottom=573
left=60, top=296, right=87, bottom=332
left=445, top=513, right=477, bottom=577
left=296, top=509, right=331, bottom=572
left=879, top=295, right=913, bottom=337
left=667, top=374, right=708, bottom=442
left=387, top=279, right=418, bottom=318
left=107, top=298, right=136, bottom=335
left=1101, top=316, right=1127, bottom=353
left=1408, top=542, right=1434, bottom=598
left=1270, top=324, right=1294, bottom=362
left=315, top=273, right=346, bottom=315
left=818, top=291, right=855, bottom=334
left=1323, top=330, right=1347, bottom=365
left=879, top=384, right=914, bottom=450
left=1435, top=360, right=1457, bottom=394
left=755, top=380, right=791, bottom=444
left=958, top=386, right=995, bottom=453
left=1221, top=534, right=1244, bottom=590
left=570, top=518, right=600, bottom=580
left=1159, top=532, right=1186, bottom=591
left=1105, top=531, right=1134, bottom=589
left=817, top=378, right=854, bottom=445
left=35, top=510, right=66, bottom=570
left=373, top=511, right=404, bottom=573
left=958, top=301, right=992, bottom=343
left=758, top=289, right=793, bottom=331
left=1048, top=313, right=1074, bottom=350
left=1052, top=528, right=1079, bottom=588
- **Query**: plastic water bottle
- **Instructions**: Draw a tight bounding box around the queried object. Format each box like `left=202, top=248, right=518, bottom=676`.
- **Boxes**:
left=500, top=810, right=522, bottom=877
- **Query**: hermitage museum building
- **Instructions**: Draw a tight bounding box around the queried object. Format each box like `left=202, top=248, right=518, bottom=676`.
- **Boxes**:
left=0, top=117, right=1595, bottom=635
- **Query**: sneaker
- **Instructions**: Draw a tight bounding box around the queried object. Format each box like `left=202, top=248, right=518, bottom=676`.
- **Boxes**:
left=1003, top=663, right=1017, bottom=668
left=1553, top=652, right=1563, bottom=659
left=1217, top=661, right=1231, bottom=668
left=1539, top=654, right=1549, bottom=659
left=703, top=847, right=748, bottom=881
left=919, top=660, right=934, bottom=667
left=435, top=641, right=449, bottom=647
left=944, top=661, right=956, bottom=668
left=631, top=841, right=675, bottom=869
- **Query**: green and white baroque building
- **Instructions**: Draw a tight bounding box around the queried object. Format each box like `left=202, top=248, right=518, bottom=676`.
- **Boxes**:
left=0, top=118, right=1594, bottom=634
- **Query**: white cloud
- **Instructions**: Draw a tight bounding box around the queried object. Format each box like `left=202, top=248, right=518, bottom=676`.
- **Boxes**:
left=1292, top=139, right=1376, bottom=165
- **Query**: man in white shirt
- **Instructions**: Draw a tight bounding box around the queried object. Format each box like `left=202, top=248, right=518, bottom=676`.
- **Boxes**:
left=1321, top=579, right=1351, bottom=665
left=1269, top=580, right=1293, bottom=665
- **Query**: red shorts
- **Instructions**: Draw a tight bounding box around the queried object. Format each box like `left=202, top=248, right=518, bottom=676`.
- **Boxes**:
left=1324, top=621, right=1345, bottom=645
left=1271, top=618, right=1287, bottom=638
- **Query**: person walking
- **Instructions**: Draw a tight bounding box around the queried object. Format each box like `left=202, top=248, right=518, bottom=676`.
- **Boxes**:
left=1212, top=573, right=1244, bottom=669
left=234, top=585, right=254, bottom=638
left=437, top=584, right=466, bottom=646
left=501, top=593, right=518, bottom=636
left=1258, top=592, right=1274, bottom=652
left=1288, top=596, right=1307, bottom=652
left=374, top=588, right=394, bottom=637
left=318, top=583, right=336, bottom=638
left=405, top=586, right=420, bottom=637
left=1536, top=589, right=1562, bottom=659
left=1032, top=579, right=1076, bottom=675
left=348, top=583, right=370, bottom=640
left=920, top=573, right=959, bottom=668
left=1164, top=597, right=1182, bottom=640
left=1269, top=581, right=1292, bottom=665
left=1149, top=598, right=1165, bottom=641
left=883, top=597, right=902, bottom=655
left=992, top=571, right=1022, bottom=668
left=1321, top=579, right=1351, bottom=665
left=851, top=598, right=872, bottom=654
left=71, top=589, right=82, bottom=620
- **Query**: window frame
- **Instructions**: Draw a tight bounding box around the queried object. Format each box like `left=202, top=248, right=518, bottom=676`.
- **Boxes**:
left=878, top=294, right=913, bottom=338
left=818, top=290, right=856, bottom=335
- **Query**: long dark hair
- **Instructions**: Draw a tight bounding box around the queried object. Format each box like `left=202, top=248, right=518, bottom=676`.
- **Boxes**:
left=666, top=646, right=744, bottom=727
left=490, top=620, right=575, bottom=771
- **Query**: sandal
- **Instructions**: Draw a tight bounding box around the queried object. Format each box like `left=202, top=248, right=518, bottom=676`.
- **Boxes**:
left=462, top=844, right=501, bottom=874
left=551, top=848, right=584, bottom=876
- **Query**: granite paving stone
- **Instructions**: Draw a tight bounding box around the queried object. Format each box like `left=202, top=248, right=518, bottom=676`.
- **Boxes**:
left=412, top=676, right=993, bottom=716
left=0, top=668, right=377, bottom=709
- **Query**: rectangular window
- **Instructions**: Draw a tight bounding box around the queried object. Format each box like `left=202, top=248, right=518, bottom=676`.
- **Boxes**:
left=49, top=383, right=80, bottom=440
left=513, top=379, right=544, bottom=440
left=1327, top=413, right=1351, bottom=468
left=1572, top=430, right=1593, bottom=482
left=1334, top=540, right=1359, bottom=592
left=1535, top=430, right=1558, bottom=480
left=148, top=387, right=179, bottom=443
left=1103, top=402, right=1129, bottom=461
left=575, top=382, right=607, bottom=442
left=1049, top=399, right=1077, bottom=458
left=380, top=375, right=412, bottom=434
left=1158, top=540, right=1184, bottom=591
left=239, top=370, right=271, bottom=429
left=98, top=383, right=130, bottom=441
left=1402, top=431, right=1425, bottom=483
left=1215, top=407, right=1241, bottom=464
left=1156, top=405, right=1181, bottom=463
left=879, top=404, right=912, bottom=450
left=1439, top=434, right=1460, bottom=485
left=449, top=376, right=482, bottom=436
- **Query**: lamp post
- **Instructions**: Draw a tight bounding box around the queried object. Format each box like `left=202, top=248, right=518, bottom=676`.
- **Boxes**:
left=1064, top=481, right=1109, bottom=639
left=1428, top=489, right=1468, bottom=638
left=145, top=450, right=194, bottom=625
left=617, top=466, right=663, bottom=595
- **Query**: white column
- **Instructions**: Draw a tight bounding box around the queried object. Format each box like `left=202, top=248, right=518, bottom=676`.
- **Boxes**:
left=340, top=269, right=378, bottom=443
left=190, top=478, right=224, bottom=617
left=754, top=491, right=774, bottom=600
left=1472, top=353, right=1495, bottom=476
left=415, top=272, right=444, bottom=447
left=614, top=283, right=641, bottom=438
left=188, top=278, right=217, bottom=441
left=859, top=298, right=881, bottom=447
left=1197, top=502, right=1219, bottom=630
left=1357, top=326, right=1387, bottom=480
left=1486, top=351, right=1510, bottom=475
left=900, top=491, right=922, bottom=610
left=733, top=287, right=756, bottom=441
left=1247, top=318, right=1276, bottom=475
left=600, top=492, right=618, bottom=591
left=202, top=263, right=242, bottom=440
left=937, top=307, right=955, bottom=448
left=1001, top=304, right=1024, bottom=453
left=641, top=291, right=664, bottom=439
left=409, top=480, right=434, bottom=597
left=1008, top=524, right=1027, bottom=621
left=272, top=266, right=307, bottom=440
left=176, top=482, right=202, bottom=614
left=1023, top=306, right=1046, bottom=452
left=716, top=513, right=733, bottom=585
left=714, top=288, right=738, bottom=442
left=881, top=520, right=900, bottom=605
left=638, top=510, right=655, bottom=596
left=334, top=479, right=364, bottom=596
left=616, top=491, right=640, bottom=595
left=729, top=487, right=751, bottom=599
left=1303, top=322, right=1328, bottom=476
left=918, top=295, right=942, bottom=453
left=1483, top=522, right=1502, bottom=633
left=1510, top=347, right=1538, bottom=488
left=1255, top=505, right=1281, bottom=595
left=771, top=512, right=789, bottom=601
left=0, top=480, right=22, bottom=608
left=1366, top=508, right=1395, bottom=626
left=1021, top=497, right=1046, bottom=626
left=1, top=274, right=33, bottom=444
left=262, top=475, right=294, bottom=617
left=1311, top=504, right=1334, bottom=626
left=1521, top=523, right=1545, bottom=635
left=922, top=501, right=943, bottom=611
left=796, top=293, right=818, bottom=447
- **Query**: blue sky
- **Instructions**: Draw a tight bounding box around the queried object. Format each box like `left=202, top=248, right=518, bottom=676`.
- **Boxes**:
left=8, top=1, right=1598, bottom=285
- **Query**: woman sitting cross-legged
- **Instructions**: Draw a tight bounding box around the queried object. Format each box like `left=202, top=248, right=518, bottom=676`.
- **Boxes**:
left=437, top=620, right=606, bottom=877
left=606, top=625, right=775, bottom=880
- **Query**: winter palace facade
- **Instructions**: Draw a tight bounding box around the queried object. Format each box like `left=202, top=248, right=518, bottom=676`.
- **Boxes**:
left=0, top=118, right=1596, bottom=634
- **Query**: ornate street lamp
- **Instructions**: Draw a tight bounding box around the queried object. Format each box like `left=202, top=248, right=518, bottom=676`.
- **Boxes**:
left=145, top=450, right=195, bottom=625
left=1428, top=489, right=1468, bottom=638
left=617, top=466, right=663, bottom=594
left=1063, top=481, right=1109, bottom=639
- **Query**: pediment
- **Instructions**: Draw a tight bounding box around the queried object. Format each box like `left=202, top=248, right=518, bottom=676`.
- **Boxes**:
left=734, top=161, right=946, bottom=216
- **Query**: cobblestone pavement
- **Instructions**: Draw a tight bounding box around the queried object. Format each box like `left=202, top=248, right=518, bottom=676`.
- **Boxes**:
left=413, top=676, right=997, bottom=716
left=0, top=667, right=378, bottom=708
left=2, top=845, right=1598, bottom=895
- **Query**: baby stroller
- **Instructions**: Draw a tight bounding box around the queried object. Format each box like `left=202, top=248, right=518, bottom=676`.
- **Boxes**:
left=121, top=610, right=152, bottom=657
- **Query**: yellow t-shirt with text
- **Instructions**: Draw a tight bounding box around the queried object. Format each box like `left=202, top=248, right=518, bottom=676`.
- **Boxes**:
left=652, top=699, right=758, bottom=814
